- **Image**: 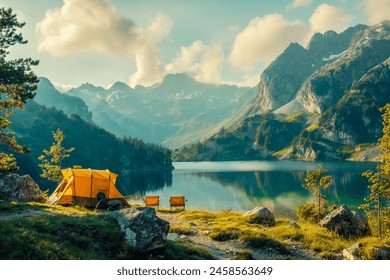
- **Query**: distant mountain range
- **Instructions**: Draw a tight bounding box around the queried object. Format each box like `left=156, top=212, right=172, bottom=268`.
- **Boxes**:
left=30, top=21, right=390, bottom=162
left=35, top=74, right=255, bottom=149
left=174, top=20, right=390, bottom=161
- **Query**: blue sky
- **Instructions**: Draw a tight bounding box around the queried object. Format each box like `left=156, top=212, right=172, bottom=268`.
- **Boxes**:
left=2, top=0, right=389, bottom=90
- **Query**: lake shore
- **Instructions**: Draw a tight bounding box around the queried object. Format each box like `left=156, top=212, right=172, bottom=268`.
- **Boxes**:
left=1, top=202, right=389, bottom=260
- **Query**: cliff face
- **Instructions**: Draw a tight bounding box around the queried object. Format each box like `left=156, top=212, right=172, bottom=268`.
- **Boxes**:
left=297, top=21, right=390, bottom=113
left=318, top=58, right=390, bottom=145
left=248, top=43, right=323, bottom=114
left=175, top=22, right=390, bottom=161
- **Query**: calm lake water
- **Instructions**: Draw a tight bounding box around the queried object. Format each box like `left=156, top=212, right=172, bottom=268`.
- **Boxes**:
left=126, top=160, right=378, bottom=218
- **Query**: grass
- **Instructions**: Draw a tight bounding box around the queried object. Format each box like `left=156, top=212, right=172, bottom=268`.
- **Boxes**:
left=229, top=249, right=254, bottom=260
left=0, top=202, right=212, bottom=260
left=161, top=208, right=390, bottom=260
left=1, top=202, right=389, bottom=260
left=0, top=202, right=98, bottom=216
left=170, top=224, right=195, bottom=235
left=164, top=241, right=214, bottom=260
left=0, top=213, right=125, bottom=259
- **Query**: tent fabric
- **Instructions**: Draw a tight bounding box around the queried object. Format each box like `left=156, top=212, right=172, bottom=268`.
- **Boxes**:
left=48, top=168, right=129, bottom=208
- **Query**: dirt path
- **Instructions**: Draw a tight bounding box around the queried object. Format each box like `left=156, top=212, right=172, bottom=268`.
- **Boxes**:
left=157, top=212, right=318, bottom=260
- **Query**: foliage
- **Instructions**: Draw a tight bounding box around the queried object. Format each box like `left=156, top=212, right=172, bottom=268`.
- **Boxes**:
left=11, top=102, right=173, bottom=191
left=299, top=163, right=332, bottom=223
left=164, top=241, right=214, bottom=260
left=230, top=250, right=254, bottom=260
left=296, top=202, right=336, bottom=223
left=1, top=204, right=389, bottom=260
left=0, top=7, right=39, bottom=173
left=169, top=224, right=194, bottom=235
left=360, top=104, right=390, bottom=238
left=38, top=128, right=75, bottom=184
left=0, top=213, right=126, bottom=259
left=173, top=112, right=306, bottom=161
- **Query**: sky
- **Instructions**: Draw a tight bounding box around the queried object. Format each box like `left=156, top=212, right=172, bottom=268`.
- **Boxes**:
left=1, top=0, right=390, bottom=91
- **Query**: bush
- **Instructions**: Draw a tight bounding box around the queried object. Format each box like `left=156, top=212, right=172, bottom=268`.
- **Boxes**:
left=296, top=203, right=337, bottom=223
left=296, top=203, right=322, bottom=223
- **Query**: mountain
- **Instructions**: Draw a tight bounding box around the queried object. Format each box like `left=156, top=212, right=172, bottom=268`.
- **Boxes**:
left=318, top=58, right=390, bottom=145
left=9, top=100, right=173, bottom=191
left=246, top=43, right=324, bottom=114
left=297, top=21, right=390, bottom=113
left=174, top=21, right=390, bottom=161
left=244, top=24, right=369, bottom=116
left=34, top=77, right=92, bottom=122
left=62, top=72, right=254, bottom=148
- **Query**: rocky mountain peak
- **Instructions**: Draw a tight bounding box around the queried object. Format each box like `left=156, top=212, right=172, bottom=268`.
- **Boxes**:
left=109, top=81, right=132, bottom=92
left=307, top=24, right=368, bottom=59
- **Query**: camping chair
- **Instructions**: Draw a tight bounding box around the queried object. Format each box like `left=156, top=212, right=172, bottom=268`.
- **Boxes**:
left=143, top=196, right=160, bottom=208
left=169, top=196, right=187, bottom=210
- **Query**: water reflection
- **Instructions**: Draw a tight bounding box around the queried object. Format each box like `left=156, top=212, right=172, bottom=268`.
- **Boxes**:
left=126, top=161, right=378, bottom=218
left=119, top=170, right=172, bottom=197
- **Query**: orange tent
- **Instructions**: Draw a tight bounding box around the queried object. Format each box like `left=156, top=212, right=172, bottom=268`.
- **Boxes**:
left=47, top=168, right=129, bottom=208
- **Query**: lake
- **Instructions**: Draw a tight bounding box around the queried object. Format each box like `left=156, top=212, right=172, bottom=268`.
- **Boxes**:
left=126, top=160, right=378, bottom=219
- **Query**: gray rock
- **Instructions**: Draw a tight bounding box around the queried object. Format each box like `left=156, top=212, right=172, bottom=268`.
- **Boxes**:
left=0, top=174, right=46, bottom=203
left=320, top=205, right=370, bottom=239
left=110, top=207, right=170, bottom=252
left=245, top=206, right=275, bottom=226
left=372, top=247, right=390, bottom=260
left=342, top=243, right=362, bottom=260
left=352, top=211, right=371, bottom=235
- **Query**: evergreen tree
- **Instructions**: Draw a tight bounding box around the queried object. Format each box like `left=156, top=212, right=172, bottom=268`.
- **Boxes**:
left=298, top=163, right=332, bottom=223
left=0, top=7, right=39, bottom=173
left=38, top=128, right=75, bottom=184
left=361, top=104, right=390, bottom=238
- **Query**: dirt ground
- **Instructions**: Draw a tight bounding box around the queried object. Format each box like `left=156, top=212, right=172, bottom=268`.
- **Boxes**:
left=156, top=212, right=319, bottom=260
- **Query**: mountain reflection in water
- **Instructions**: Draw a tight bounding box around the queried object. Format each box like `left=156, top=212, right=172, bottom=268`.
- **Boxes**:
left=126, top=161, right=377, bottom=218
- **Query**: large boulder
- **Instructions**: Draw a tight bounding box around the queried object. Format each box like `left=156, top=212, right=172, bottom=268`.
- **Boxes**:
left=110, top=207, right=170, bottom=252
left=245, top=206, right=275, bottom=226
left=320, top=205, right=371, bottom=239
left=0, top=174, right=46, bottom=203
left=372, top=247, right=390, bottom=260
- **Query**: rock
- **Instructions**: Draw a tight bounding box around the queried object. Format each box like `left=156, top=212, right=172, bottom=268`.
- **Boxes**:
left=351, top=211, right=371, bottom=235
left=372, top=247, right=390, bottom=260
left=320, top=205, right=370, bottom=239
left=0, top=174, right=46, bottom=203
left=245, top=206, right=275, bottom=226
left=110, top=207, right=170, bottom=252
left=342, top=243, right=362, bottom=260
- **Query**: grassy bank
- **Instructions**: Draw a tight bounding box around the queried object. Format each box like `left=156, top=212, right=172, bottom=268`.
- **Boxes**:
left=0, top=203, right=388, bottom=260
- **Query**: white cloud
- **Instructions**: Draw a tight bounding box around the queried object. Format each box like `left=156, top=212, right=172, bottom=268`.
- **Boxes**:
left=362, top=0, right=390, bottom=25
left=37, top=0, right=173, bottom=87
left=52, top=82, right=75, bottom=93
left=309, top=4, right=354, bottom=33
left=165, top=40, right=207, bottom=75
left=287, top=0, right=313, bottom=10
left=37, top=0, right=142, bottom=56
left=129, top=14, right=173, bottom=87
left=165, top=41, right=225, bottom=84
left=229, top=13, right=309, bottom=71
left=195, top=45, right=224, bottom=84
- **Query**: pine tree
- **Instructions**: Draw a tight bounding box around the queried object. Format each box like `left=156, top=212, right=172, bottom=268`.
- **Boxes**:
left=0, top=7, right=39, bottom=173
left=360, top=104, right=390, bottom=238
left=301, top=163, right=332, bottom=223
left=38, top=128, right=75, bottom=184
